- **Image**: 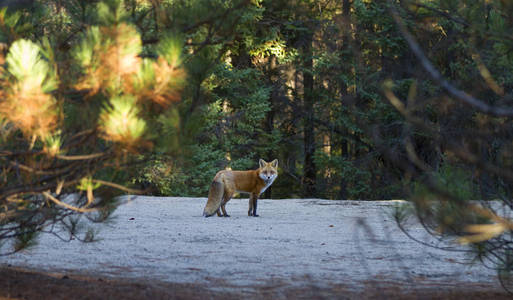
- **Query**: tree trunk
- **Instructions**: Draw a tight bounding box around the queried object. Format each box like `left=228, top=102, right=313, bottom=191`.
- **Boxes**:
left=264, top=56, right=278, bottom=199
left=302, top=30, right=316, bottom=197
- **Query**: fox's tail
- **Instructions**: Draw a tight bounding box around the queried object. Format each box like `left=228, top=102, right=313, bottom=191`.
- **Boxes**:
left=203, top=180, right=224, bottom=217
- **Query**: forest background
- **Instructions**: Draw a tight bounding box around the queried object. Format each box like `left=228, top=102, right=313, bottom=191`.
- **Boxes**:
left=1, top=0, right=510, bottom=200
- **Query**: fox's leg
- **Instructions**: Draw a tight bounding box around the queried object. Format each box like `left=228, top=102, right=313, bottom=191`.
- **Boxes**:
left=220, top=204, right=229, bottom=217
left=220, top=203, right=230, bottom=217
left=248, top=197, right=254, bottom=216
left=221, top=193, right=232, bottom=217
left=249, top=193, right=259, bottom=217
left=216, top=208, right=222, bottom=217
left=252, top=195, right=259, bottom=217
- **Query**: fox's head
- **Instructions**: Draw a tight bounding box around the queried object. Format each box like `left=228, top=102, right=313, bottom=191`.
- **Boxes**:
left=258, top=159, right=278, bottom=182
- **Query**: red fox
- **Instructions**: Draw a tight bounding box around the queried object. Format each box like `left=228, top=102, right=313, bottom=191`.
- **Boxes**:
left=203, top=159, right=278, bottom=217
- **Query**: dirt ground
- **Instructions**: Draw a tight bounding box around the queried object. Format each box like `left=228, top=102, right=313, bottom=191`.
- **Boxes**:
left=1, top=266, right=511, bottom=300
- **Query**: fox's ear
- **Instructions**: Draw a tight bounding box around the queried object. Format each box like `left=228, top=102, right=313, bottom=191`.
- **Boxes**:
left=271, top=159, right=278, bottom=168
left=259, top=159, right=267, bottom=168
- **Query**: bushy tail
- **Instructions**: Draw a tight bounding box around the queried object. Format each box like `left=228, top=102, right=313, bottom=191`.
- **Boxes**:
left=203, top=180, right=224, bottom=217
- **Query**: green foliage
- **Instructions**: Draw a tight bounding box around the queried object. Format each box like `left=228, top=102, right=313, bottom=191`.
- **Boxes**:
left=100, top=95, right=147, bottom=143
left=413, top=163, right=479, bottom=202
left=96, top=0, right=129, bottom=25
left=0, top=7, right=33, bottom=43
left=6, top=39, right=57, bottom=92
left=73, top=26, right=102, bottom=69
left=314, top=151, right=372, bottom=199
left=156, top=34, right=183, bottom=65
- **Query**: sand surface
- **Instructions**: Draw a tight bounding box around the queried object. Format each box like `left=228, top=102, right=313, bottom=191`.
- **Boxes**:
left=1, top=197, right=501, bottom=292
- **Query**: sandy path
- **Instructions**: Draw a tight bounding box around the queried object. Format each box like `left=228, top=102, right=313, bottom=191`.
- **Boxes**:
left=1, top=197, right=501, bottom=292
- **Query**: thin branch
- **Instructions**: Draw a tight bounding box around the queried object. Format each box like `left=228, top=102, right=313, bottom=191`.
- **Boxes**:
left=42, top=192, right=96, bottom=213
left=92, top=179, right=143, bottom=195
left=56, top=152, right=106, bottom=161
left=8, top=161, right=55, bottom=175
left=407, top=2, right=469, bottom=27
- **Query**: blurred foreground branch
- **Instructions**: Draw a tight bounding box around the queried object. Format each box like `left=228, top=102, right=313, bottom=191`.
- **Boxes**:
left=385, top=1, right=513, bottom=293
left=0, top=0, right=184, bottom=254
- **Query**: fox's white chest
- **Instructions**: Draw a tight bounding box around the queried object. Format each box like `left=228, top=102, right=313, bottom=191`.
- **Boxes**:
left=259, top=176, right=276, bottom=196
